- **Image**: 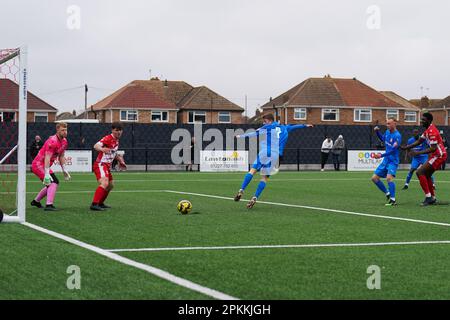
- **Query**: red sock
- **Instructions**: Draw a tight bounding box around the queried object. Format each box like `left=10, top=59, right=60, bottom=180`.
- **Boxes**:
left=418, top=175, right=430, bottom=196
left=427, top=176, right=435, bottom=197
left=99, top=190, right=110, bottom=205
left=92, top=186, right=106, bottom=205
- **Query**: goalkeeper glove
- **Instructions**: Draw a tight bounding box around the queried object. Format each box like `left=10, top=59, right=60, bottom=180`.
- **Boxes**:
left=43, top=168, right=53, bottom=186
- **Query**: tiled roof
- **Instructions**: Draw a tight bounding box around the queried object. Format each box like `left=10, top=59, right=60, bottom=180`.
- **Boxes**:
left=178, top=86, right=243, bottom=111
left=262, top=77, right=416, bottom=110
left=0, top=79, right=57, bottom=112
left=92, top=78, right=243, bottom=112
left=430, top=95, right=450, bottom=109
left=92, top=82, right=176, bottom=110
left=379, top=91, right=421, bottom=111
left=132, top=79, right=193, bottom=105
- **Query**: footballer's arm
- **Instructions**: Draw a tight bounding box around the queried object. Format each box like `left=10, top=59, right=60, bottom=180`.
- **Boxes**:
left=410, top=143, right=437, bottom=157
left=59, top=153, right=71, bottom=181
left=94, top=141, right=110, bottom=154
left=401, top=136, right=426, bottom=151
left=115, top=153, right=127, bottom=170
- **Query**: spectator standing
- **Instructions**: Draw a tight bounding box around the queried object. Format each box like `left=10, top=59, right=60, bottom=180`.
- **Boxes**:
left=321, top=136, right=333, bottom=171
left=186, top=137, right=197, bottom=172
left=332, top=135, right=345, bottom=171
left=29, top=135, right=43, bottom=161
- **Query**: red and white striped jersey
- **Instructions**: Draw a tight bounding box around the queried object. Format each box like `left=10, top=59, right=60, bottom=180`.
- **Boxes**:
left=421, top=124, right=447, bottom=158
left=95, top=134, right=119, bottom=166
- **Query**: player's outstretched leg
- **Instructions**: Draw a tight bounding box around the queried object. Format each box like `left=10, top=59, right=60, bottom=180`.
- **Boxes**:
left=31, top=186, right=47, bottom=208
left=44, top=174, right=60, bottom=211
left=91, top=176, right=111, bottom=211
left=403, top=168, right=415, bottom=190
left=371, top=175, right=390, bottom=202
left=91, top=186, right=107, bottom=211
left=235, top=169, right=256, bottom=201
left=99, top=181, right=114, bottom=209
left=385, top=174, right=397, bottom=206
left=247, top=176, right=268, bottom=209
left=416, top=163, right=436, bottom=206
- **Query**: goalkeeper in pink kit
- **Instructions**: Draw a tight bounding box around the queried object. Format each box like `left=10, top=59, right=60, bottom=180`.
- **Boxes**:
left=30, top=122, right=71, bottom=211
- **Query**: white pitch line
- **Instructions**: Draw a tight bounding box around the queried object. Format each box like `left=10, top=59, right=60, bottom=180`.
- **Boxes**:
left=164, top=190, right=450, bottom=228
left=0, top=190, right=166, bottom=195
left=2, top=178, right=450, bottom=184
left=22, top=222, right=238, bottom=300
left=106, top=240, right=450, bottom=253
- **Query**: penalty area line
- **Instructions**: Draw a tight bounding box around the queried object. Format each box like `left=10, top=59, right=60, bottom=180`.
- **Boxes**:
left=164, top=190, right=450, bottom=228
left=106, top=240, right=450, bottom=253
left=22, top=222, right=238, bottom=300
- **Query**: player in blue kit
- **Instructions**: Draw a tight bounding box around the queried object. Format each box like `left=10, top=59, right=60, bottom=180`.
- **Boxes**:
left=402, top=129, right=434, bottom=190
left=234, top=113, right=313, bottom=209
left=371, top=118, right=402, bottom=206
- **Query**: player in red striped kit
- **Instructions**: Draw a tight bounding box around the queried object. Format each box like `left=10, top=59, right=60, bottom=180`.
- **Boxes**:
left=90, top=123, right=127, bottom=211
left=402, top=113, right=448, bottom=206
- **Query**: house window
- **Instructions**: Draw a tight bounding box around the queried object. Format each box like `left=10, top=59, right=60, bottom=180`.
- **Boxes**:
left=386, top=109, right=399, bottom=120
left=293, top=108, right=307, bottom=120
left=34, top=112, right=48, bottom=123
left=151, top=111, right=169, bottom=122
left=0, top=112, right=15, bottom=122
left=188, top=111, right=206, bottom=124
left=321, top=109, right=339, bottom=121
left=405, top=111, right=417, bottom=123
left=120, top=110, right=138, bottom=122
left=218, top=111, right=231, bottom=123
left=354, top=109, right=372, bottom=122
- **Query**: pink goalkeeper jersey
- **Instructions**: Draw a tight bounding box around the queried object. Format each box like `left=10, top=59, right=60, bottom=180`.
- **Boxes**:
left=32, top=135, right=68, bottom=167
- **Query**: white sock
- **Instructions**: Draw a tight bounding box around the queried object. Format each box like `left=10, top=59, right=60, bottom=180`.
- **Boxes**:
left=425, top=193, right=431, bottom=198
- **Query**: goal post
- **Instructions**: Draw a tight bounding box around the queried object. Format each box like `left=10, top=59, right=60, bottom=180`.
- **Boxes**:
left=0, top=46, right=27, bottom=223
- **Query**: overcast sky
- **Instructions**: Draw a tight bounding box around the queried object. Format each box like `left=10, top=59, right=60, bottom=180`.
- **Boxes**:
left=2, top=0, right=450, bottom=116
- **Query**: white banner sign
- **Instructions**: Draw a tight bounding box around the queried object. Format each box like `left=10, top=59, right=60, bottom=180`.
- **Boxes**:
left=51, top=150, right=92, bottom=173
left=200, top=150, right=248, bottom=172
left=347, top=150, right=383, bottom=171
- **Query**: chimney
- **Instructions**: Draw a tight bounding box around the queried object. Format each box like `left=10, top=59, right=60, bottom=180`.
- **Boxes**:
left=420, top=96, right=430, bottom=109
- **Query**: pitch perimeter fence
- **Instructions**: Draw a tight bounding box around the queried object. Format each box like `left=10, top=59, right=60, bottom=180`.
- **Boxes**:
left=1, top=122, right=449, bottom=170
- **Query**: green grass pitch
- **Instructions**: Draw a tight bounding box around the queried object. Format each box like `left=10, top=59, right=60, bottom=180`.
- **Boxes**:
left=1, top=170, right=450, bottom=299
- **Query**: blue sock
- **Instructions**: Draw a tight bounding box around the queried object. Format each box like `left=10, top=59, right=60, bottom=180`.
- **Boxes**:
left=405, top=171, right=414, bottom=185
left=374, top=180, right=388, bottom=195
left=431, top=176, right=435, bottom=184
left=254, top=181, right=267, bottom=198
left=240, top=173, right=254, bottom=191
left=388, top=181, right=396, bottom=200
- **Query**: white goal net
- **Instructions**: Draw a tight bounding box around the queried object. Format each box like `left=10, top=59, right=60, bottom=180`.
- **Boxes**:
left=0, top=47, right=27, bottom=223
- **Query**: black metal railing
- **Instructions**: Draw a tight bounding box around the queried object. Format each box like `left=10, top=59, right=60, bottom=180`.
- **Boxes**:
left=1, top=147, right=448, bottom=172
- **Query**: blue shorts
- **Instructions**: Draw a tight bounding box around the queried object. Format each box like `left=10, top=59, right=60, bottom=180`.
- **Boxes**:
left=410, top=156, right=428, bottom=170
left=252, top=154, right=280, bottom=175
left=374, top=158, right=399, bottom=178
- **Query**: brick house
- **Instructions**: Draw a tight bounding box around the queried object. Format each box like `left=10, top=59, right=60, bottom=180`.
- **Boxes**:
left=90, top=78, right=243, bottom=124
left=410, top=96, right=450, bottom=126
left=0, top=79, right=57, bottom=122
left=261, top=76, right=420, bottom=125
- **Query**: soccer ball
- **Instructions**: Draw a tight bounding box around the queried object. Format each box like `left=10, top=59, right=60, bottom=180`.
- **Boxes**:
left=177, top=200, right=192, bottom=215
